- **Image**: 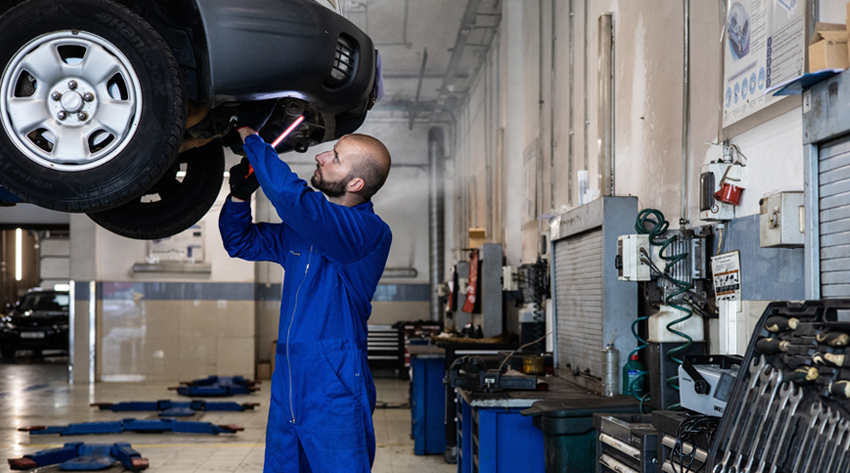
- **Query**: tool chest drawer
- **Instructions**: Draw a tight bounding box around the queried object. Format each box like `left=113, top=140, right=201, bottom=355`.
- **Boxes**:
left=594, top=414, right=657, bottom=473
left=708, top=300, right=850, bottom=473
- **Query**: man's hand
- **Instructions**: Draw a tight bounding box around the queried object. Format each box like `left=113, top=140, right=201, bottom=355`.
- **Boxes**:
left=229, top=157, right=260, bottom=201
left=237, top=100, right=278, bottom=133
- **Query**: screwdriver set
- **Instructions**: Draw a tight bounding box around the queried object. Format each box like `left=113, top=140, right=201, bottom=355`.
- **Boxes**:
left=708, top=300, right=850, bottom=473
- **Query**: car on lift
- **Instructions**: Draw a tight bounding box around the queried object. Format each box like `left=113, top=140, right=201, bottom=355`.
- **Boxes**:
left=0, top=0, right=379, bottom=239
left=0, top=289, right=70, bottom=359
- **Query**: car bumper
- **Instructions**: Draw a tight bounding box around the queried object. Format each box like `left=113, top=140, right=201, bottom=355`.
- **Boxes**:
left=197, top=0, right=376, bottom=113
left=0, top=331, right=68, bottom=350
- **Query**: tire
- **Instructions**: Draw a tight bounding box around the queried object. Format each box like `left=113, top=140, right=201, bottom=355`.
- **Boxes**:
left=87, top=140, right=225, bottom=240
left=0, top=0, right=185, bottom=213
left=1, top=348, right=15, bottom=359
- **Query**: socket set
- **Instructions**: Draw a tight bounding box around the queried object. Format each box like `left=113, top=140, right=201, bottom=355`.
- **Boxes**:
left=708, top=300, right=850, bottom=473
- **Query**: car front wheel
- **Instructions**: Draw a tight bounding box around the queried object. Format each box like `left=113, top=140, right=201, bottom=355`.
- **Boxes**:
left=0, top=0, right=185, bottom=212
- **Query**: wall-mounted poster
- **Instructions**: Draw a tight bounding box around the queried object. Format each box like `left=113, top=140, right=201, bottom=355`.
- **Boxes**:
left=148, top=222, right=205, bottom=263
left=722, top=0, right=806, bottom=128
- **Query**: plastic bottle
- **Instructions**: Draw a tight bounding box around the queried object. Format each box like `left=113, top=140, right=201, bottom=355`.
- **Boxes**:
left=623, top=353, right=646, bottom=396
left=602, top=342, right=619, bottom=397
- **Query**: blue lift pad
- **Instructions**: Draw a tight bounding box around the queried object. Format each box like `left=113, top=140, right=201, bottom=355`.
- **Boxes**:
left=170, top=376, right=261, bottom=397
left=21, top=418, right=244, bottom=436
left=92, top=399, right=259, bottom=416
left=0, top=187, right=22, bottom=204
left=8, top=442, right=148, bottom=471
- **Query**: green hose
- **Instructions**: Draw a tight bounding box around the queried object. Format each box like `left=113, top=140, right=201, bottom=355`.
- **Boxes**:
left=635, top=208, right=694, bottom=410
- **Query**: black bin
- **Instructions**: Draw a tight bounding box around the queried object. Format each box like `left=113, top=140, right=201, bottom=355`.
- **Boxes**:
left=521, top=397, right=641, bottom=472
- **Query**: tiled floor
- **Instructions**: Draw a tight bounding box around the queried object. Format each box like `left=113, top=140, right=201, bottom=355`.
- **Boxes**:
left=0, top=354, right=455, bottom=472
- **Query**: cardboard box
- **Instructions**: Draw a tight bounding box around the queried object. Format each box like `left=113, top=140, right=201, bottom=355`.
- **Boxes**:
left=468, top=227, right=486, bottom=249
left=809, top=22, right=849, bottom=72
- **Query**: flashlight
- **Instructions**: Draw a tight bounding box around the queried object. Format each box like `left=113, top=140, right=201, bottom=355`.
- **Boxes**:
left=271, top=115, right=305, bottom=148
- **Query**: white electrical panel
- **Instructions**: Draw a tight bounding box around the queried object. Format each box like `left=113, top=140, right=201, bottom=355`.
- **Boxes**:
left=759, top=191, right=804, bottom=248
left=699, top=162, right=747, bottom=222
left=617, top=234, right=650, bottom=281
left=502, top=265, right=518, bottom=291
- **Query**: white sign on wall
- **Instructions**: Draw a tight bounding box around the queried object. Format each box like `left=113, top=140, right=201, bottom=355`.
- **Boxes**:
left=722, top=0, right=806, bottom=128
left=148, top=221, right=205, bottom=263
left=712, top=250, right=741, bottom=302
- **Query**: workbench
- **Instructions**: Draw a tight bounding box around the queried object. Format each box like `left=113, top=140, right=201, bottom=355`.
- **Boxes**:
left=454, top=376, right=641, bottom=473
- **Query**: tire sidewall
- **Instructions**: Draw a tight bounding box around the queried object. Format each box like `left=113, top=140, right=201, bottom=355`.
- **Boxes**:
left=0, top=0, right=184, bottom=212
left=88, top=140, right=225, bottom=240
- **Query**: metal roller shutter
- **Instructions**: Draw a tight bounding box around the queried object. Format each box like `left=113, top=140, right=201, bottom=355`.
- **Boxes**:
left=554, top=229, right=603, bottom=375
left=819, top=139, right=850, bottom=298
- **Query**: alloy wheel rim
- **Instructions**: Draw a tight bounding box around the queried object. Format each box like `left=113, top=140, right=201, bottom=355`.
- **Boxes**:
left=0, top=30, right=143, bottom=172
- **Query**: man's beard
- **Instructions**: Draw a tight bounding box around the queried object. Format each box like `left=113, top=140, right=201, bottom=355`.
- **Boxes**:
left=311, top=172, right=349, bottom=198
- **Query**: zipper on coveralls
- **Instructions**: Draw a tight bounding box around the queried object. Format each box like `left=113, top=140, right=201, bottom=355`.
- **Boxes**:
left=286, top=245, right=313, bottom=424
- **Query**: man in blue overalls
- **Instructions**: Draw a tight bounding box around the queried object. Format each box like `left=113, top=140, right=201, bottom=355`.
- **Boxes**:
left=219, top=105, right=392, bottom=473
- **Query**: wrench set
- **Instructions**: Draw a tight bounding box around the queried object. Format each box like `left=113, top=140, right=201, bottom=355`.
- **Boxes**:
left=708, top=300, right=850, bottom=473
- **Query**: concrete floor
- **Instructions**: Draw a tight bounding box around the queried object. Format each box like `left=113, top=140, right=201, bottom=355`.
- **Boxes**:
left=0, top=353, right=454, bottom=472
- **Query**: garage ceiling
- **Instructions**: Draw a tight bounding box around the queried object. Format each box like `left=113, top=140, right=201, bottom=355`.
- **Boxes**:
left=339, top=0, right=502, bottom=123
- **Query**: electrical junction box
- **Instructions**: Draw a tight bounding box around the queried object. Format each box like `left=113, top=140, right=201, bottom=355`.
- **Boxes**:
left=759, top=191, right=804, bottom=248
left=699, top=162, right=746, bottom=222
left=617, top=234, right=650, bottom=281
left=678, top=357, right=740, bottom=417
left=502, top=266, right=518, bottom=291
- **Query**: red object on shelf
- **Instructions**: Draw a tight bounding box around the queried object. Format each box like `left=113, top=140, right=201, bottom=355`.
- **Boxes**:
left=462, top=250, right=479, bottom=313
left=714, top=183, right=744, bottom=206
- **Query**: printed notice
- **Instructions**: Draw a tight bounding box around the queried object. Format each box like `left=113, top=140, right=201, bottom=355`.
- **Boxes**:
left=722, top=0, right=805, bottom=128
left=712, top=251, right=741, bottom=302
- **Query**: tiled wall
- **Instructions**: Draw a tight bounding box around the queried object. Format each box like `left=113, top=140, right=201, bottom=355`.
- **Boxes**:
left=96, top=282, right=255, bottom=382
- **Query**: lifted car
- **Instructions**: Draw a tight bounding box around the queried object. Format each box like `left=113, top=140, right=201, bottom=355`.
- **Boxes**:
left=0, top=0, right=379, bottom=239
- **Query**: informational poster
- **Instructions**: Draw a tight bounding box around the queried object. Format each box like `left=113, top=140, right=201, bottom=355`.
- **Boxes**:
left=711, top=250, right=741, bottom=302
left=148, top=222, right=205, bottom=263
left=722, top=0, right=806, bottom=128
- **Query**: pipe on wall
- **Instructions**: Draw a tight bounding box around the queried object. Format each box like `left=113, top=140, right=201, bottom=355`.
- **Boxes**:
left=597, top=13, right=614, bottom=196
left=428, top=127, right=446, bottom=322
left=680, top=0, right=690, bottom=225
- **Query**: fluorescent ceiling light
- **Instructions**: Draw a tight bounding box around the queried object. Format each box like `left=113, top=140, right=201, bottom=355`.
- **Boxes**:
left=15, top=228, right=22, bottom=281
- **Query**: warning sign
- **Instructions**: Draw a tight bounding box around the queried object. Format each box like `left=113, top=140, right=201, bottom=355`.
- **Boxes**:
left=711, top=251, right=741, bottom=302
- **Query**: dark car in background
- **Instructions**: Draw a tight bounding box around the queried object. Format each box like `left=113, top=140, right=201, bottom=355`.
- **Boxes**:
left=0, top=0, right=379, bottom=239
left=0, top=290, right=70, bottom=359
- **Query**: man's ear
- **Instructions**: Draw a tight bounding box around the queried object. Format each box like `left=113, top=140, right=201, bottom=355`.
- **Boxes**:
left=347, top=177, right=365, bottom=193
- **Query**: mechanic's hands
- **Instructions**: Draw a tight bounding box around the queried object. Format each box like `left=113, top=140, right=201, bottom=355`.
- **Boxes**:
left=229, top=157, right=260, bottom=201
left=236, top=100, right=278, bottom=132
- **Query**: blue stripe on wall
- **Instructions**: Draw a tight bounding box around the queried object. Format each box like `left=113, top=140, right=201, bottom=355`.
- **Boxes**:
left=256, top=283, right=283, bottom=301
left=99, top=282, right=255, bottom=301
left=73, top=281, right=90, bottom=300
left=88, top=282, right=430, bottom=302
left=373, top=284, right=431, bottom=302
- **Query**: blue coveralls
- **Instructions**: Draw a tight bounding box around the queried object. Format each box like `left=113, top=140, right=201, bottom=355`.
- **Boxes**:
left=219, top=134, right=392, bottom=473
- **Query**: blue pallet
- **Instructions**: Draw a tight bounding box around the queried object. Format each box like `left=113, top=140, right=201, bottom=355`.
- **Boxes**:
left=411, top=357, right=447, bottom=455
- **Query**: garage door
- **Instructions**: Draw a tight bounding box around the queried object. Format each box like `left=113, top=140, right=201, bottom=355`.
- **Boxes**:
left=819, top=138, right=850, bottom=298
left=554, top=228, right=603, bottom=375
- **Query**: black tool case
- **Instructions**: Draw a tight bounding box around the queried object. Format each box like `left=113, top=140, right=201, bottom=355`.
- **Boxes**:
left=708, top=300, right=850, bottom=473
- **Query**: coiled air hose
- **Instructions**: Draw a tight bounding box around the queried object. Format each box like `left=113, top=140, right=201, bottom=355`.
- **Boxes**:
left=635, top=208, right=694, bottom=410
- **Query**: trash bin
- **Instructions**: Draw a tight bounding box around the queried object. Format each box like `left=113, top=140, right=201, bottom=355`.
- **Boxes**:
left=521, top=398, right=641, bottom=473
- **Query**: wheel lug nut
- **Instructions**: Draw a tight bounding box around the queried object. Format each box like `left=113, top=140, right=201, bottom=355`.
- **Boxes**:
left=77, top=111, right=88, bottom=121
left=57, top=111, right=67, bottom=120
left=68, top=80, right=77, bottom=90
left=83, top=92, right=94, bottom=102
left=51, top=92, right=61, bottom=101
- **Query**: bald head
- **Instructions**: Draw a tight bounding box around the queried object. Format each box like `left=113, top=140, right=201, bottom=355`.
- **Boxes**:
left=344, top=134, right=391, bottom=200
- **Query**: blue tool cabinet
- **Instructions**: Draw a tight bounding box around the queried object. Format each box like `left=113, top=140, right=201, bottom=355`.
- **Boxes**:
left=411, top=356, right=447, bottom=455
left=455, top=391, right=544, bottom=473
